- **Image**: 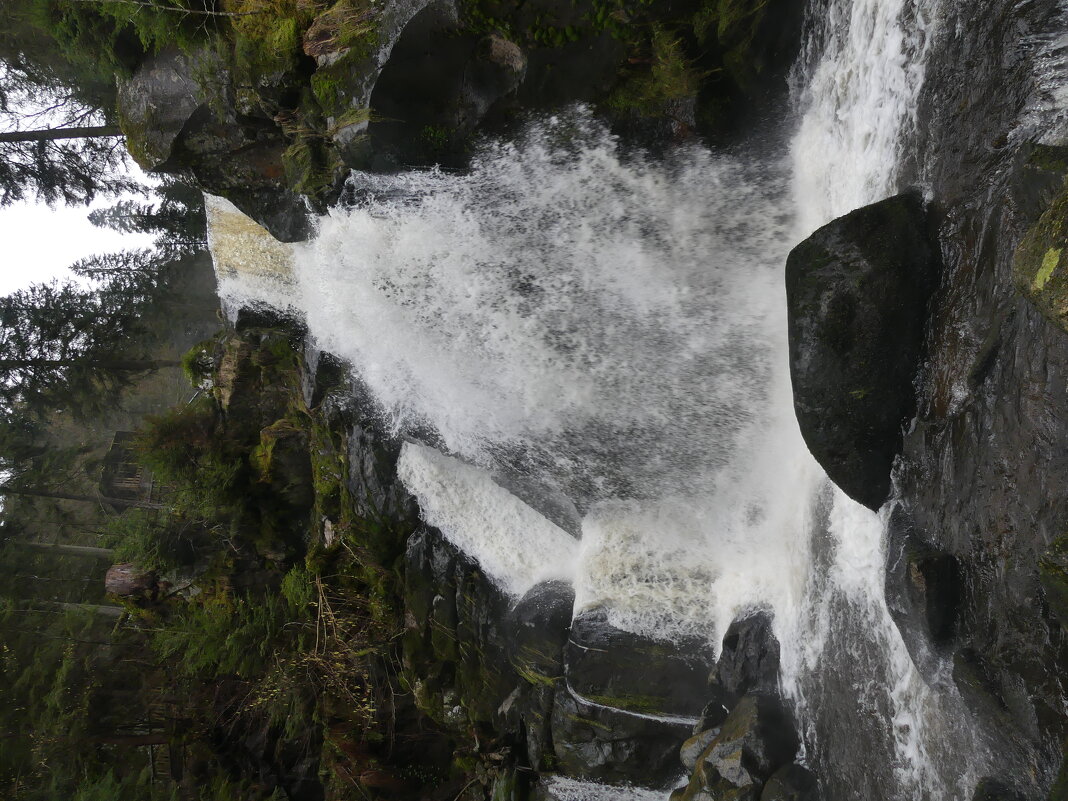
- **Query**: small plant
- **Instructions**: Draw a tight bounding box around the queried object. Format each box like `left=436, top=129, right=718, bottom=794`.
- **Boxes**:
left=181, top=339, right=216, bottom=388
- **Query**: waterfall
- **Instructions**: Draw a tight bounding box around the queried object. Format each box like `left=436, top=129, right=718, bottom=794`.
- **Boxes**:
left=213, top=0, right=995, bottom=797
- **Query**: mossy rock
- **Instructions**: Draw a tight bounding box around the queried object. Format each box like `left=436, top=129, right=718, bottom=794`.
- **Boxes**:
left=1014, top=177, right=1068, bottom=333
left=1039, top=534, right=1068, bottom=625
left=252, top=418, right=315, bottom=510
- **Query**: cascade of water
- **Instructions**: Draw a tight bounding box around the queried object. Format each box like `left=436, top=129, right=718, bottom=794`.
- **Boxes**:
left=211, top=0, right=995, bottom=796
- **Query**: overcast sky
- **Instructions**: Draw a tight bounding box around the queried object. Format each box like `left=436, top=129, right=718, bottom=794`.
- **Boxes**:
left=0, top=198, right=159, bottom=295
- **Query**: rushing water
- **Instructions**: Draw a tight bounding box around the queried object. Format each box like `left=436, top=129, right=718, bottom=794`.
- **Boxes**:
left=215, top=0, right=1000, bottom=797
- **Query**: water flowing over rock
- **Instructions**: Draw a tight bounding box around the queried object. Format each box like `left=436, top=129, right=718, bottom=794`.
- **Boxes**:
left=785, top=191, right=941, bottom=510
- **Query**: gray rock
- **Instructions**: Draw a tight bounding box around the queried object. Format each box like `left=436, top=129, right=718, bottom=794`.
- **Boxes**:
left=713, top=611, right=781, bottom=704
left=566, top=607, right=715, bottom=717
left=694, top=694, right=799, bottom=787
left=785, top=190, right=940, bottom=510
left=117, top=47, right=214, bottom=170
left=760, top=764, right=821, bottom=801
left=507, top=580, right=574, bottom=682
left=681, top=728, right=720, bottom=772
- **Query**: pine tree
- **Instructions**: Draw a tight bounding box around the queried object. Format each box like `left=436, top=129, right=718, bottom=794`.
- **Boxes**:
left=0, top=281, right=178, bottom=421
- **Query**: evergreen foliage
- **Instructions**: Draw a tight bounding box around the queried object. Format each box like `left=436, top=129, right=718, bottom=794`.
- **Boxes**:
left=0, top=280, right=172, bottom=421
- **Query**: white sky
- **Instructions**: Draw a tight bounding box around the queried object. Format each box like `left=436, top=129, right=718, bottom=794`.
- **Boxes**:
left=0, top=198, right=157, bottom=294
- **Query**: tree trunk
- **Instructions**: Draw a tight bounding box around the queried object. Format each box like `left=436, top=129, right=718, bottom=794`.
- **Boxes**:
left=0, top=486, right=165, bottom=510
left=0, top=125, right=122, bottom=143
left=10, top=541, right=114, bottom=558
left=0, top=358, right=181, bottom=371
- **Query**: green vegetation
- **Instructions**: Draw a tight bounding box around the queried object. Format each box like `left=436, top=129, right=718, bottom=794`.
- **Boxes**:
left=607, top=26, right=706, bottom=118
left=1015, top=176, right=1068, bottom=331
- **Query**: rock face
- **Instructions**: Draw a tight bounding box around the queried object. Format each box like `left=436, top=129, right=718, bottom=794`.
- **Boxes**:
left=118, top=47, right=311, bottom=241
left=1014, top=167, right=1068, bottom=332
left=890, top=0, right=1068, bottom=791
left=785, top=190, right=940, bottom=510
left=884, top=506, right=964, bottom=679
left=566, top=608, right=715, bottom=717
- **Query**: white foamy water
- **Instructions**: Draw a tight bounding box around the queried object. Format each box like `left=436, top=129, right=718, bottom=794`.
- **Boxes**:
left=214, top=0, right=999, bottom=795
left=397, top=441, right=578, bottom=597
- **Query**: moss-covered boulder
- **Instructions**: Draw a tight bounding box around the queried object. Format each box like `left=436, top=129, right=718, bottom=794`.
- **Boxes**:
left=565, top=607, right=715, bottom=717
left=118, top=46, right=312, bottom=241
left=785, top=190, right=941, bottom=510
left=252, top=418, right=314, bottom=511
left=549, top=682, right=692, bottom=785
left=679, top=694, right=799, bottom=800
left=1015, top=175, right=1068, bottom=333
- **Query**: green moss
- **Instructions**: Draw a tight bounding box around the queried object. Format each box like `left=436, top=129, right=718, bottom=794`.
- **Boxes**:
left=514, top=663, right=560, bottom=687
left=606, top=26, right=705, bottom=118
left=1034, top=247, right=1062, bottom=291
left=1014, top=177, right=1068, bottom=331
left=565, top=713, right=613, bottom=733
left=583, top=692, right=667, bottom=715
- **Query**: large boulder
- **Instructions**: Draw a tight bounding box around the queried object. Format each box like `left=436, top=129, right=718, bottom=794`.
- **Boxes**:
left=785, top=190, right=940, bottom=510
left=565, top=607, right=715, bottom=717
left=549, top=684, right=692, bottom=786
left=678, top=694, right=799, bottom=800
left=118, top=47, right=311, bottom=241
left=712, top=611, right=781, bottom=705
left=507, top=580, right=574, bottom=683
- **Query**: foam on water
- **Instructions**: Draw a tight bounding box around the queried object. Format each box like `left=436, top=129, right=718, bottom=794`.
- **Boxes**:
left=396, top=442, right=578, bottom=597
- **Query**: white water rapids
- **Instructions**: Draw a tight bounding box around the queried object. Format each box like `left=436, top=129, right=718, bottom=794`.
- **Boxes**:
left=215, top=0, right=997, bottom=797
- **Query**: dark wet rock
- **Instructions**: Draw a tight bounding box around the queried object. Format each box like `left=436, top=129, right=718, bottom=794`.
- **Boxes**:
left=1050, top=739, right=1068, bottom=801
left=549, top=683, right=691, bottom=785
left=566, top=607, right=715, bottom=717
left=507, top=580, right=574, bottom=683
left=402, top=526, right=522, bottom=734
left=367, top=3, right=527, bottom=168
left=347, top=425, right=420, bottom=556
left=884, top=506, right=964, bottom=679
left=252, top=419, right=314, bottom=510
left=785, top=190, right=940, bottom=510
left=894, top=1, right=1068, bottom=786
left=712, top=611, right=781, bottom=704
left=695, top=692, right=731, bottom=735
left=971, top=777, right=1031, bottom=801
left=760, top=764, right=821, bottom=801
